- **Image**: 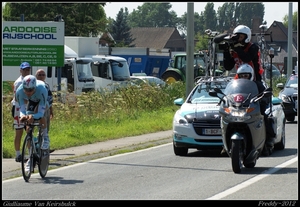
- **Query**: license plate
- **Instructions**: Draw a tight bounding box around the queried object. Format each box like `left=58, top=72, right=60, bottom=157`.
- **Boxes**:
left=203, top=128, right=222, bottom=135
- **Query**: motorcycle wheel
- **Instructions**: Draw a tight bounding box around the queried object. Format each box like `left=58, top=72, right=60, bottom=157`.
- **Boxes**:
left=231, top=140, right=244, bottom=173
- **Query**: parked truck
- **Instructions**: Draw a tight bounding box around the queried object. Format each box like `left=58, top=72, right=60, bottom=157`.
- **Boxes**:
left=99, top=47, right=171, bottom=78
left=66, top=37, right=131, bottom=92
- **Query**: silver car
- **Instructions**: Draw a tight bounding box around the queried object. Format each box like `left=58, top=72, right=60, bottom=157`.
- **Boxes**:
left=172, top=77, right=231, bottom=156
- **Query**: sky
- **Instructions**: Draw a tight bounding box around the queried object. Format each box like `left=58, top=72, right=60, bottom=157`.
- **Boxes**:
left=103, top=2, right=298, bottom=28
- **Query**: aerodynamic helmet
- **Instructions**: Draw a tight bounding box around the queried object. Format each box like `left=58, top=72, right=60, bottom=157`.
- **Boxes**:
left=237, top=63, right=254, bottom=81
left=233, top=25, right=252, bottom=43
left=22, top=75, right=37, bottom=92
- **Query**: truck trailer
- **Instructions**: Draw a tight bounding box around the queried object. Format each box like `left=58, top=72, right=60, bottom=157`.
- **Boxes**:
left=99, top=47, right=171, bottom=78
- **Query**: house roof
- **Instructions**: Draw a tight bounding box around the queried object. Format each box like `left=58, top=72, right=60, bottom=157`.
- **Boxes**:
left=130, top=27, right=177, bottom=49
left=250, top=19, right=298, bottom=65
left=264, top=21, right=297, bottom=64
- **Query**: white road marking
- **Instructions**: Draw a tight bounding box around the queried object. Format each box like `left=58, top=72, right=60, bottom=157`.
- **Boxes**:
left=206, top=156, right=298, bottom=200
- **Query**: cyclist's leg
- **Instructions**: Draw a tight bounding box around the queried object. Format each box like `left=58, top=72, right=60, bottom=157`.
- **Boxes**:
left=45, top=106, right=50, bottom=133
left=36, top=109, right=50, bottom=177
left=12, top=103, right=25, bottom=162
left=44, top=106, right=55, bottom=153
left=31, top=101, right=49, bottom=149
left=39, top=117, right=50, bottom=149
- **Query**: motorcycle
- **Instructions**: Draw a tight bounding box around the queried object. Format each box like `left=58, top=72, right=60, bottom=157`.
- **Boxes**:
left=209, top=78, right=273, bottom=173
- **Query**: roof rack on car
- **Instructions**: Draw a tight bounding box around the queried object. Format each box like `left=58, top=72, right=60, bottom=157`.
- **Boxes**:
left=195, top=75, right=233, bottom=85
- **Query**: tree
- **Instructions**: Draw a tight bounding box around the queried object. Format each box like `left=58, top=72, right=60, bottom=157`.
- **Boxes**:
left=238, top=3, right=264, bottom=27
left=215, top=2, right=265, bottom=32
left=109, top=7, right=135, bottom=47
left=283, top=11, right=298, bottom=31
left=127, top=3, right=178, bottom=28
left=216, top=3, right=236, bottom=32
left=2, top=3, right=107, bottom=36
left=177, top=12, right=205, bottom=36
left=203, top=3, right=217, bottom=31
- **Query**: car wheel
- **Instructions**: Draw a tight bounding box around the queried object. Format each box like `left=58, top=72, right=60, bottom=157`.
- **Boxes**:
left=286, top=115, right=295, bottom=122
left=274, top=120, right=285, bottom=150
left=173, top=142, right=188, bottom=156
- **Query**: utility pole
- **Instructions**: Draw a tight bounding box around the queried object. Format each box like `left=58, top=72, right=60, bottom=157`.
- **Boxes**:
left=287, top=3, right=293, bottom=78
left=54, top=14, right=64, bottom=102
left=186, top=3, right=194, bottom=97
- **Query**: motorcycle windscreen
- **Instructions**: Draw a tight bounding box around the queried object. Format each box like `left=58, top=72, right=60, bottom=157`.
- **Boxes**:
left=224, top=79, right=259, bottom=97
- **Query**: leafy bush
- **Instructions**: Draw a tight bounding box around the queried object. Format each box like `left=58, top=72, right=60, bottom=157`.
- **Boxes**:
left=2, top=82, right=185, bottom=158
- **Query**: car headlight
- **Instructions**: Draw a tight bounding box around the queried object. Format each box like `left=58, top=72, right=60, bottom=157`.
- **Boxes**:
left=279, top=94, right=291, bottom=102
left=173, top=112, right=188, bottom=126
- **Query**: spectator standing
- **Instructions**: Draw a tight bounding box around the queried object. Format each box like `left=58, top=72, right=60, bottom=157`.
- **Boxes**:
left=12, top=62, right=31, bottom=162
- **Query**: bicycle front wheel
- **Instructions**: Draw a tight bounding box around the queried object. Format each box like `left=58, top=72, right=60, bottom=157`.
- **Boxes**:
left=38, top=149, right=49, bottom=178
left=21, top=135, right=33, bottom=182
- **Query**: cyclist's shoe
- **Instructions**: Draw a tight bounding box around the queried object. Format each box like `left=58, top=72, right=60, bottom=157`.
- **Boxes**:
left=25, top=160, right=31, bottom=172
left=15, top=155, right=22, bottom=162
left=41, top=136, right=50, bottom=150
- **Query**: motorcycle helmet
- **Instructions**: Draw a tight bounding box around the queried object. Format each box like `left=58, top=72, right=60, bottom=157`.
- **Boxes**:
left=22, top=75, right=37, bottom=92
left=237, top=63, right=254, bottom=81
left=233, top=25, right=252, bottom=43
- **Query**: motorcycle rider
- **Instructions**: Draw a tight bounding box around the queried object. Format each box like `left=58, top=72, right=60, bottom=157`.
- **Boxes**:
left=236, top=64, right=275, bottom=151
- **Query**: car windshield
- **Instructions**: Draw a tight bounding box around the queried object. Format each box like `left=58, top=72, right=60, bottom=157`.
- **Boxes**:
left=264, top=64, right=281, bottom=78
left=188, top=80, right=228, bottom=104
left=285, top=75, right=298, bottom=88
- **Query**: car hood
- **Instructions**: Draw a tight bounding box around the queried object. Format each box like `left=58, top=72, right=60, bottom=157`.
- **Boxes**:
left=280, top=87, right=298, bottom=96
left=177, top=103, right=220, bottom=122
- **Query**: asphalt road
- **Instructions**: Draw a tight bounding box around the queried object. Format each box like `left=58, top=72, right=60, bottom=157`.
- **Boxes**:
left=2, top=118, right=298, bottom=201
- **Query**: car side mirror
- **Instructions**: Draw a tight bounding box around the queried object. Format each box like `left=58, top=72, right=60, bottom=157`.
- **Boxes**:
left=276, top=83, right=284, bottom=89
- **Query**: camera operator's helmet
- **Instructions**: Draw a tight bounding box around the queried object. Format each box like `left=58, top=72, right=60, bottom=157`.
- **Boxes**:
left=233, top=25, right=252, bottom=43
left=237, top=63, right=254, bottom=81
left=22, top=75, right=37, bottom=92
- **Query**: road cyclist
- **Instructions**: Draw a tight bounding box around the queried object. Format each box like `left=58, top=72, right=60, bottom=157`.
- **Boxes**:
left=16, top=74, right=50, bottom=181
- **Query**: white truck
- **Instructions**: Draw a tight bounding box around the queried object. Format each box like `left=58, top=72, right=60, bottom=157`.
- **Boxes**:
left=65, top=37, right=131, bottom=92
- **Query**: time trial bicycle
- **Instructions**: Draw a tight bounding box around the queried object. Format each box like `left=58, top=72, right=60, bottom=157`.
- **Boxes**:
left=21, top=120, right=49, bottom=182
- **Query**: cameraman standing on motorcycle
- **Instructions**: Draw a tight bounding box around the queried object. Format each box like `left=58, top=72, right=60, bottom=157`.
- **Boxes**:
left=222, top=25, right=264, bottom=82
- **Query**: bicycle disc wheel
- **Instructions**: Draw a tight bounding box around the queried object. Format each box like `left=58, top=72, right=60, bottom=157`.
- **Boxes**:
left=21, top=136, right=33, bottom=182
left=38, top=149, right=49, bottom=178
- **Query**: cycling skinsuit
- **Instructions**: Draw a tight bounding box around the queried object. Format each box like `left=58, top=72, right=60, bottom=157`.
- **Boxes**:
left=15, top=80, right=48, bottom=120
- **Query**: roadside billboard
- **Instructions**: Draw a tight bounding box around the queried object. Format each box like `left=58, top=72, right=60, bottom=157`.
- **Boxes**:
left=2, top=21, right=65, bottom=67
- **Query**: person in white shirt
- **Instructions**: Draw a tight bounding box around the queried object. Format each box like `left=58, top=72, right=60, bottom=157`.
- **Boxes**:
left=12, top=62, right=31, bottom=162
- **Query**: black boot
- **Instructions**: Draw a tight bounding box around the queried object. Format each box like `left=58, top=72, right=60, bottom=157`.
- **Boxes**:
left=266, top=137, right=275, bottom=148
